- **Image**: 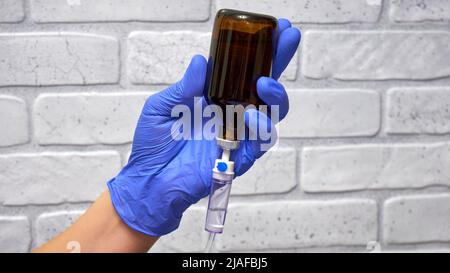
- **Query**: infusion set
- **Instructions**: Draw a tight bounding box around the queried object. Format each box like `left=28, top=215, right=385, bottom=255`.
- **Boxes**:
left=203, top=9, right=278, bottom=251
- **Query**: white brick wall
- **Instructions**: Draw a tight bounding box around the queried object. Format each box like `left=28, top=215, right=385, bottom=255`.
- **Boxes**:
left=0, top=0, right=25, bottom=23
left=302, top=31, right=450, bottom=80
left=30, top=0, right=211, bottom=23
left=384, top=194, right=450, bottom=244
left=0, top=33, right=120, bottom=86
left=301, top=143, right=450, bottom=192
left=390, top=0, right=450, bottom=22
left=127, top=31, right=211, bottom=85
left=279, top=90, right=380, bottom=138
left=215, top=200, right=378, bottom=251
left=0, top=95, right=28, bottom=146
left=0, top=216, right=30, bottom=253
left=232, top=149, right=297, bottom=195
left=386, top=87, right=450, bottom=134
left=34, top=92, right=150, bottom=145
left=0, top=151, right=121, bottom=205
left=1, top=0, right=450, bottom=253
left=35, top=210, right=84, bottom=247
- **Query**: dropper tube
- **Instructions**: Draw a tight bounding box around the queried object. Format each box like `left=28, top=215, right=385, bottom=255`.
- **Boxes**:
left=205, top=138, right=238, bottom=234
left=203, top=9, right=276, bottom=235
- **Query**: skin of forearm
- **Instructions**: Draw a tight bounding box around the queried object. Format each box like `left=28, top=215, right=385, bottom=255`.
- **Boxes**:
left=33, top=190, right=158, bottom=253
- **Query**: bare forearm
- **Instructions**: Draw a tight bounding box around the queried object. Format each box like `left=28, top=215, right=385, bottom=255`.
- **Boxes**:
left=33, top=190, right=158, bottom=253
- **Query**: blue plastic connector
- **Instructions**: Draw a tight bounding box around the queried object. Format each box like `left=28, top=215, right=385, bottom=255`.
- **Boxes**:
left=217, top=162, right=228, bottom=172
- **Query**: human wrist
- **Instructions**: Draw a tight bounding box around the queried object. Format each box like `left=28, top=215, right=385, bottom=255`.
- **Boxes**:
left=107, top=174, right=182, bottom=237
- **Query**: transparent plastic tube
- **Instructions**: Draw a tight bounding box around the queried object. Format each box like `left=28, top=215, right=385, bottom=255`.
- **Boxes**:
left=205, top=173, right=233, bottom=233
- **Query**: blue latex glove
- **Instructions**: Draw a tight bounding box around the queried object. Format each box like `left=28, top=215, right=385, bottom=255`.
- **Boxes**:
left=108, top=19, right=301, bottom=237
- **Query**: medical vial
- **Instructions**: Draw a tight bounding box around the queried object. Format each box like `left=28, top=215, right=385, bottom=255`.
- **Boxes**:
left=204, top=9, right=278, bottom=141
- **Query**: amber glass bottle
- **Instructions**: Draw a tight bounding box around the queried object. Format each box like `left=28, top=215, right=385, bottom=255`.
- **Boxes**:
left=204, top=9, right=278, bottom=141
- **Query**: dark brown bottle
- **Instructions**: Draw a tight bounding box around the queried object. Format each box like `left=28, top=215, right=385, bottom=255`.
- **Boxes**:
left=204, top=9, right=278, bottom=141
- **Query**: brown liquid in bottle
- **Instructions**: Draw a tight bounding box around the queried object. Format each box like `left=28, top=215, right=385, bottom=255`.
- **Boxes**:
left=205, top=9, right=278, bottom=140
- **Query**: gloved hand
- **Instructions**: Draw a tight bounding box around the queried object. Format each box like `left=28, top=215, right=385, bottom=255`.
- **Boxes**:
left=108, top=19, right=301, bottom=237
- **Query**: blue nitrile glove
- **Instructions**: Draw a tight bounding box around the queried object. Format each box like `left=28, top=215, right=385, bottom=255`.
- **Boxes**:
left=107, top=19, right=301, bottom=237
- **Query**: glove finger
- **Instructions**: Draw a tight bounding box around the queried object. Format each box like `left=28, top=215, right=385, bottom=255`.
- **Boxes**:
left=232, top=107, right=278, bottom=177
left=180, top=55, right=208, bottom=100
left=272, top=27, right=301, bottom=80
left=278, top=18, right=291, bottom=35
left=144, top=55, right=207, bottom=116
left=256, top=77, right=289, bottom=121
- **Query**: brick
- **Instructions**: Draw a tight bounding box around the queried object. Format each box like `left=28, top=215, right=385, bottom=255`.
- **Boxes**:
left=302, top=143, right=450, bottom=192
left=0, top=0, right=24, bottom=23
left=302, top=31, right=450, bottom=80
left=390, top=0, right=450, bottom=22
left=384, top=194, right=450, bottom=244
left=232, top=148, right=297, bottom=195
left=216, top=0, right=382, bottom=23
left=279, top=89, right=380, bottom=138
left=280, top=52, right=298, bottom=81
left=34, top=92, right=150, bottom=145
left=30, top=0, right=210, bottom=23
left=0, top=151, right=121, bottom=205
left=35, top=211, right=83, bottom=247
left=0, top=216, right=30, bottom=253
left=0, top=33, right=119, bottom=86
left=216, top=200, right=377, bottom=251
left=127, top=31, right=210, bottom=85
left=150, top=206, right=206, bottom=252
left=0, top=95, right=28, bottom=147
left=386, top=87, right=450, bottom=134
